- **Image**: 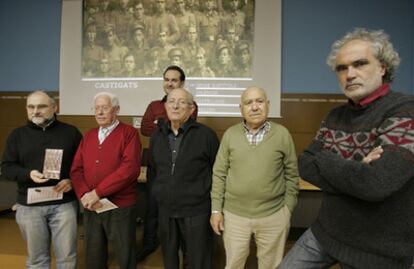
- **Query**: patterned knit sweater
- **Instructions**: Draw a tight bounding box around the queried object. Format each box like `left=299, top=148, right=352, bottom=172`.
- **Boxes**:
left=299, top=88, right=414, bottom=269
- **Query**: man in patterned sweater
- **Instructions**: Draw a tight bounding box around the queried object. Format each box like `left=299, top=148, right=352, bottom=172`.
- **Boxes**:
left=278, top=28, right=414, bottom=269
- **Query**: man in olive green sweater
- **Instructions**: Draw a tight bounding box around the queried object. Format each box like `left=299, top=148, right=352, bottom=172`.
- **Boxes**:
left=210, top=86, right=299, bottom=269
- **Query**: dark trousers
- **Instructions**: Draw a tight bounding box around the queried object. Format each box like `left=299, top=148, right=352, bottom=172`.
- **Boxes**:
left=143, top=171, right=159, bottom=247
left=159, top=213, right=213, bottom=269
left=83, top=205, right=137, bottom=269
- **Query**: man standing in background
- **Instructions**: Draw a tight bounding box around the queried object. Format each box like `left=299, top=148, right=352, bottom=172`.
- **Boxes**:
left=140, top=65, right=197, bottom=136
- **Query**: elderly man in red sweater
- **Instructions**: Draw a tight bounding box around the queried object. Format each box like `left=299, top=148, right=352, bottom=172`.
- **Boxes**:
left=71, top=92, right=142, bottom=269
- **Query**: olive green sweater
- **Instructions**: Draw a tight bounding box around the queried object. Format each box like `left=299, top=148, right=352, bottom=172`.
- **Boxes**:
left=211, top=122, right=299, bottom=218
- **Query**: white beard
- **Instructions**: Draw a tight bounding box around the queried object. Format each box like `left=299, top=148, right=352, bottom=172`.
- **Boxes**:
left=31, top=116, right=47, bottom=125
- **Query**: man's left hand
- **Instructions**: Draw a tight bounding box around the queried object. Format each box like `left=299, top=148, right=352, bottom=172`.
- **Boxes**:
left=53, top=179, right=72, bottom=193
left=363, top=146, right=383, bottom=164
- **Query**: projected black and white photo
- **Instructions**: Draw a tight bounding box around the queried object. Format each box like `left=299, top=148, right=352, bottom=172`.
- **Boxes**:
left=81, top=0, right=255, bottom=78
left=60, top=0, right=281, bottom=116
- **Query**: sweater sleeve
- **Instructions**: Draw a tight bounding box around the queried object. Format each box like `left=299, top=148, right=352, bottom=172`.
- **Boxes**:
left=282, top=130, right=300, bottom=213
left=70, top=137, right=93, bottom=199
left=301, top=117, right=414, bottom=202
left=94, top=129, right=141, bottom=198
left=211, top=130, right=230, bottom=212
left=148, top=134, right=157, bottom=180
left=207, top=128, right=220, bottom=168
left=146, top=134, right=157, bottom=181
left=298, top=139, right=339, bottom=193
left=141, top=102, right=158, bottom=137
left=1, top=130, right=31, bottom=183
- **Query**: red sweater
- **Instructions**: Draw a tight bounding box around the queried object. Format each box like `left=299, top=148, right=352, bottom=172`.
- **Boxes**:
left=71, top=122, right=141, bottom=208
left=140, top=96, right=198, bottom=137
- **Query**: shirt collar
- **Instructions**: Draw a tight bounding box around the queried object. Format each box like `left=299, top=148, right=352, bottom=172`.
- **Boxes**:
left=242, top=120, right=270, bottom=134
left=351, top=83, right=390, bottom=107
left=99, top=119, right=119, bottom=133
left=167, top=117, right=193, bottom=135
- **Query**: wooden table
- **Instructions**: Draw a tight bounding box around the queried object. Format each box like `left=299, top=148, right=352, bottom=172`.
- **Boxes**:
left=139, top=166, right=320, bottom=191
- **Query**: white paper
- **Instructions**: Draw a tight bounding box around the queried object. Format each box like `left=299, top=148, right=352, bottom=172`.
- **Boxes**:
left=27, top=186, right=63, bottom=204
left=95, top=198, right=118, bottom=214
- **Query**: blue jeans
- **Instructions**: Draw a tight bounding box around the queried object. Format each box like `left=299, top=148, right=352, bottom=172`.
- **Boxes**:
left=277, top=228, right=357, bottom=269
left=16, top=201, right=78, bottom=269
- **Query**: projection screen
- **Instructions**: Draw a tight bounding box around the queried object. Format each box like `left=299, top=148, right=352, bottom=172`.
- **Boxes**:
left=59, top=0, right=281, bottom=117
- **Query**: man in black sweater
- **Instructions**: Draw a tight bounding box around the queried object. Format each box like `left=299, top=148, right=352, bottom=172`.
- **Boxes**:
left=278, top=28, right=414, bottom=269
left=149, top=88, right=219, bottom=269
left=1, top=91, right=82, bottom=268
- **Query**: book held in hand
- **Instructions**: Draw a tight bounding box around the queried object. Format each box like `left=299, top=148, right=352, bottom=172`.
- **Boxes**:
left=43, top=149, right=63, bottom=179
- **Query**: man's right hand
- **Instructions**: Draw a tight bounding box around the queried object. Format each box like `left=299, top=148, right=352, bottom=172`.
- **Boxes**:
left=81, top=190, right=101, bottom=211
left=30, top=170, right=49, bottom=183
left=210, top=212, right=225, bottom=235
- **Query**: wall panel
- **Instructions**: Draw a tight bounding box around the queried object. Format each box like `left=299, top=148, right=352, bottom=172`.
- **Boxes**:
left=0, top=92, right=347, bottom=157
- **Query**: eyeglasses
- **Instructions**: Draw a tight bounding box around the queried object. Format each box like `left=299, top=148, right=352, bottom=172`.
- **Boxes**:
left=92, top=106, right=113, bottom=113
left=166, top=99, right=191, bottom=107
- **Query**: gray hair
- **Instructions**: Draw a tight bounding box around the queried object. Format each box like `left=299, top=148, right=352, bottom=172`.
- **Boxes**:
left=241, top=86, right=268, bottom=102
left=27, top=90, right=56, bottom=106
left=93, top=91, right=119, bottom=107
left=326, top=28, right=400, bottom=83
left=167, top=88, right=194, bottom=105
